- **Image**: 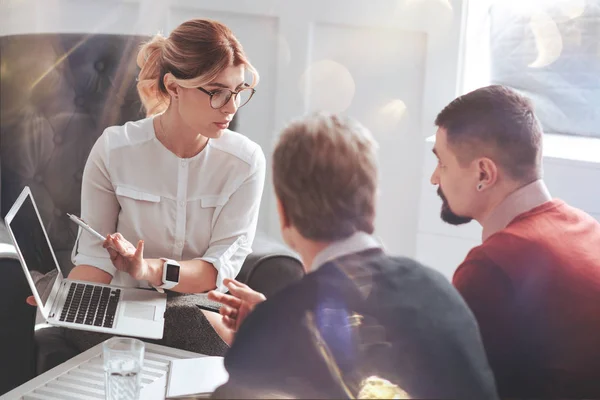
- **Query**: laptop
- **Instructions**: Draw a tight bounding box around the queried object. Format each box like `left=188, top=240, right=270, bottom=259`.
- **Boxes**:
left=4, top=186, right=167, bottom=339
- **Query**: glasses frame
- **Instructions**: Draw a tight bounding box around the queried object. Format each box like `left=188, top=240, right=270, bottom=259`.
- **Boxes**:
left=197, top=84, right=256, bottom=109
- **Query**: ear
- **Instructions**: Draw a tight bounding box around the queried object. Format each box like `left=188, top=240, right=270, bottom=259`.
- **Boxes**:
left=163, top=73, right=180, bottom=99
left=477, top=157, right=498, bottom=189
left=276, top=197, right=291, bottom=230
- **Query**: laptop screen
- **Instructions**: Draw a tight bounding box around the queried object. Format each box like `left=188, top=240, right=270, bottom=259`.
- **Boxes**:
left=8, top=194, right=59, bottom=308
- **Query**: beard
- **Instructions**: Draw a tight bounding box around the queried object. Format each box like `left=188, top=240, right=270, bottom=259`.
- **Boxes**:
left=437, top=187, right=472, bottom=225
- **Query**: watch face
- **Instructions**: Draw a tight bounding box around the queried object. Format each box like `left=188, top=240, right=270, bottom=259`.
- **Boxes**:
left=166, top=263, right=180, bottom=282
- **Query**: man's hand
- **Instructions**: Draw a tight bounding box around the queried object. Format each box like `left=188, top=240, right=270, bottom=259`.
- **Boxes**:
left=208, top=278, right=266, bottom=332
left=103, top=233, right=161, bottom=286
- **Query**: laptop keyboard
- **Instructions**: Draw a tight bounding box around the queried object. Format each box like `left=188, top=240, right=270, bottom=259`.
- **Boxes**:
left=59, top=283, right=121, bottom=328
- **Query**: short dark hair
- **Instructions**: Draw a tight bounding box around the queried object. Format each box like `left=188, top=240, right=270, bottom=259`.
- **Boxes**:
left=435, top=85, right=543, bottom=181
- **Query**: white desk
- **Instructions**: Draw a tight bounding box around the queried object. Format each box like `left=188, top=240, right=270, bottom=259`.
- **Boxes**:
left=1, top=341, right=204, bottom=400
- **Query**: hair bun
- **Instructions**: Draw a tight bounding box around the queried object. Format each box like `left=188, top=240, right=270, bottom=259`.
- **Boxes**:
left=136, top=33, right=169, bottom=116
left=136, top=33, right=167, bottom=69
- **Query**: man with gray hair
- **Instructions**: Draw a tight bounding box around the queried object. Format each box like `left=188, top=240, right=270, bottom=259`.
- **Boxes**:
left=210, top=113, right=498, bottom=399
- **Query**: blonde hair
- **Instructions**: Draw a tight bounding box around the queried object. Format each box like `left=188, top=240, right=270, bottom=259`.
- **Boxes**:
left=273, top=113, right=379, bottom=241
left=136, top=19, right=259, bottom=116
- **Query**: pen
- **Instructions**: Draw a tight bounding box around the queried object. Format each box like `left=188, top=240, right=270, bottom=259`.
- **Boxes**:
left=67, top=213, right=106, bottom=241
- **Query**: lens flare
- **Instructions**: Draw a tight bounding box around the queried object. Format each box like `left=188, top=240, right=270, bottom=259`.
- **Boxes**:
left=376, top=99, right=408, bottom=132
left=528, top=12, right=563, bottom=68
left=299, top=60, right=356, bottom=113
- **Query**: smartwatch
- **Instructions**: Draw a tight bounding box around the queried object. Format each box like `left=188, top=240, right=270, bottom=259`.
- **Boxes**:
left=153, top=258, right=181, bottom=293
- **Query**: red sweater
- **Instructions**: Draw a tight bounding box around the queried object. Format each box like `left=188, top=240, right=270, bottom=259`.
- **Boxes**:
left=454, top=200, right=600, bottom=398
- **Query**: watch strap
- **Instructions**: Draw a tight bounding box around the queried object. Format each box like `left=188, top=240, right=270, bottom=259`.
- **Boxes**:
left=154, top=258, right=180, bottom=291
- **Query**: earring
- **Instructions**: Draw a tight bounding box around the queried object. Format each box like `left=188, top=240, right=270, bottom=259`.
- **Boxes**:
left=477, top=183, right=483, bottom=191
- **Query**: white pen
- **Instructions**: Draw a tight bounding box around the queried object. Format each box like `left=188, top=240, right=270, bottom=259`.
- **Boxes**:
left=67, top=213, right=106, bottom=241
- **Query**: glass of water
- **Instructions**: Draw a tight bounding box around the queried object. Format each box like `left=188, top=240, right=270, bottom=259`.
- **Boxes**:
left=103, top=337, right=144, bottom=400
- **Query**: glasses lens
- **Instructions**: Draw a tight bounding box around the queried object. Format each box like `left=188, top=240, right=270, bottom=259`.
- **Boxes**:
left=211, top=90, right=231, bottom=109
left=236, top=88, right=254, bottom=108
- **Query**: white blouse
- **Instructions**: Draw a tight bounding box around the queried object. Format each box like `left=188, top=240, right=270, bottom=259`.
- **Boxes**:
left=71, top=116, right=266, bottom=292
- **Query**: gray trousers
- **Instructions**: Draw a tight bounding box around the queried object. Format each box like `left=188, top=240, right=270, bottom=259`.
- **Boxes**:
left=64, top=292, right=228, bottom=354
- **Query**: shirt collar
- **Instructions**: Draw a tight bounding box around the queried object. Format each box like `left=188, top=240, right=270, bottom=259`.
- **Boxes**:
left=481, top=179, right=552, bottom=242
left=310, top=231, right=383, bottom=272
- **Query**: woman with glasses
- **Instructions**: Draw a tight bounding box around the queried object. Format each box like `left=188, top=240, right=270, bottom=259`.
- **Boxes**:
left=66, top=18, right=264, bottom=355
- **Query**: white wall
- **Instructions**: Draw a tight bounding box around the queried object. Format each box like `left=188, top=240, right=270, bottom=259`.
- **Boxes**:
left=1, top=0, right=467, bottom=263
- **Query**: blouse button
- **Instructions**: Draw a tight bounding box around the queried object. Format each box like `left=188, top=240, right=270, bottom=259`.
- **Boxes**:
left=179, top=200, right=185, bottom=207
left=176, top=241, right=184, bottom=248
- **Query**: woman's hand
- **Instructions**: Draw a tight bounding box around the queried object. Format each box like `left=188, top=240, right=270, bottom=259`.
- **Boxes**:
left=207, top=278, right=266, bottom=332
left=103, top=233, right=161, bottom=286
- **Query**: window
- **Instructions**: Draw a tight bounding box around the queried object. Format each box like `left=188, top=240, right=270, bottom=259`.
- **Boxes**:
left=462, top=0, right=600, bottom=138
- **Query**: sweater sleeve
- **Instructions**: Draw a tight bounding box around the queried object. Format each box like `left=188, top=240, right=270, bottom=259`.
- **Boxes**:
left=453, top=250, right=522, bottom=393
left=214, top=281, right=340, bottom=398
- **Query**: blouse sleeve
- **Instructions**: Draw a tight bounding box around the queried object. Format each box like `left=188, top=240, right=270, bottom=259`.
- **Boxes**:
left=198, top=146, right=266, bottom=292
left=71, top=129, right=119, bottom=276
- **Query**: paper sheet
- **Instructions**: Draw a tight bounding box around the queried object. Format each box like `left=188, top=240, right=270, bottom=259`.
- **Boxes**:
left=166, top=356, right=229, bottom=398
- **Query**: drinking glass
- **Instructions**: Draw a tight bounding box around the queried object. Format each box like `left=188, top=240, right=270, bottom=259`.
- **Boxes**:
left=103, top=337, right=144, bottom=400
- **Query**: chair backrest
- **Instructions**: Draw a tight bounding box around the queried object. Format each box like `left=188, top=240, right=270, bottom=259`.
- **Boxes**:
left=238, top=233, right=304, bottom=297
left=0, top=34, right=148, bottom=273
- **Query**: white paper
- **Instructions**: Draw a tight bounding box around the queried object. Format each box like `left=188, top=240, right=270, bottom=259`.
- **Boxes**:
left=166, top=356, right=229, bottom=398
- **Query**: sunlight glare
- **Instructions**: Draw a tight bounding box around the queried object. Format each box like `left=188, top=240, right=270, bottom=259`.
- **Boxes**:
left=395, top=0, right=454, bottom=31
left=557, top=0, right=586, bottom=20
left=503, top=0, right=546, bottom=16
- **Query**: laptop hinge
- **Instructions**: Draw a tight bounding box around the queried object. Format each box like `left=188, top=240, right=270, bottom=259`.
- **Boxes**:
left=47, top=280, right=68, bottom=319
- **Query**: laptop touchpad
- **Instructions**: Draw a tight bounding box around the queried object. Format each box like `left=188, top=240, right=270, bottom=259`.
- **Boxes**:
left=124, top=302, right=156, bottom=320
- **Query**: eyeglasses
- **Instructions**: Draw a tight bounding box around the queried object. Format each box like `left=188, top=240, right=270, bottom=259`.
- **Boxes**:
left=197, top=84, right=256, bottom=109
